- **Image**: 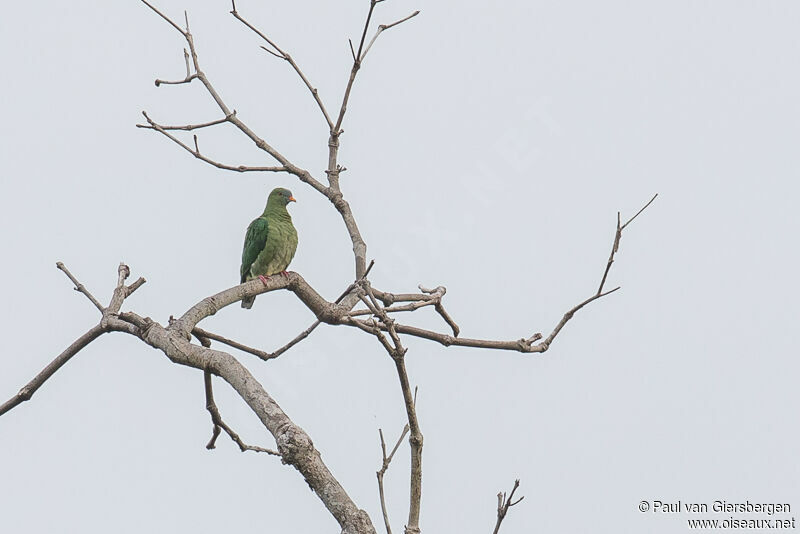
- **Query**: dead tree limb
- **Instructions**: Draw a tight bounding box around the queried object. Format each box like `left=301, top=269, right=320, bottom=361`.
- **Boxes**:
left=0, top=3, right=658, bottom=534
left=492, top=479, right=524, bottom=534
left=377, top=424, right=410, bottom=534
left=203, top=370, right=279, bottom=455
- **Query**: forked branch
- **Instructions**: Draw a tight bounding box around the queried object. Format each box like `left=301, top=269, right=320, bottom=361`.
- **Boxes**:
left=139, top=0, right=328, bottom=194
left=0, top=263, right=142, bottom=417
left=492, top=479, right=524, bottom=534
left=377, top=424, right=410, bottom=534
left=203, top=370, right=279, bottom=455
left=137, top=111, right=288, bottom=173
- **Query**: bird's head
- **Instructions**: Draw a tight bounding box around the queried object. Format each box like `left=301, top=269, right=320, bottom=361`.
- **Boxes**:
left=268, top=187, right=297, bottom=207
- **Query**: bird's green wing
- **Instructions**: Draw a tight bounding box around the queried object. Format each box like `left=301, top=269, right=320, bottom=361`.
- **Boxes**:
left=240, top=216, right=269, bottom=283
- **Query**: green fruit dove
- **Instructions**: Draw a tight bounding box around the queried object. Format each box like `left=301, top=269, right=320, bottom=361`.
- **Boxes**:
left=240, top=187, right=298, bottom=309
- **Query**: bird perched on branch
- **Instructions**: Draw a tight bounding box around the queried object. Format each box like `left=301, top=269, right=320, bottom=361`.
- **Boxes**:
left=240, top=187, right=298, bottom=309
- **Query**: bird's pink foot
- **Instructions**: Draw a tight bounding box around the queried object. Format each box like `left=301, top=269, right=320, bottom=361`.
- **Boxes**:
left=258, top=274, right=270, bottom=286
left=280, top=270, right=290, bottom=278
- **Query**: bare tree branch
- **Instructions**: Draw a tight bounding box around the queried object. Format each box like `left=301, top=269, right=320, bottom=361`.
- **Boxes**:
left=6, top=263, right=378, bottom=534
left=139, top=112, right=236, bottom=131
left=230, top=2, right=334, bottom=130
left=356, top=285, right=460, bottom=337
left=351, top=282, right=422, bottom=534
left=1, top=263, right=144, bottom=417
left=320, top=0, right=416, bottom=277
left=492, top=479, right=524, bottom=534
left=140, top=1, right=329, bottom=195
left=377, top=424, right=410, bottom=534
left=204, top=370, right=279, bottom=455
left=192, top=326, right=271, bottom=360
left=141, top=0, right=186, bottom=36
left=107, top=263, right=132, bottom=315
left=360, top=10, right=420, bottom=60
left=137, top=112, right=288, bottom=173
left=267, top=319, right=322, bottom=359
left=56, top=261, right=104, bottom=313
left=0, top=325, right=108, bottom=417
left=598, top=193, right=658, bottom=294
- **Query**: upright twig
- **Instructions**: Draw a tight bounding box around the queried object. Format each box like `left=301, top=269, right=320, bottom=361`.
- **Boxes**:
left=377, top=424, right=410, bottom=534
left=598, top=193, right=658, bottom=294
left=356, top=283, right=423, bottom=534
left=492, top=479, right=524, bottom=534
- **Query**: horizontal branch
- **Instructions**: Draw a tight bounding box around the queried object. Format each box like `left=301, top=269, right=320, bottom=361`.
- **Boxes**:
left=141, top=112, right=235, bottom=131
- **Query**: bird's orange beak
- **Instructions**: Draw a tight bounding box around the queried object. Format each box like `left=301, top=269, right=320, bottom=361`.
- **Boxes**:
left=289, top=196, right=296, bottom=202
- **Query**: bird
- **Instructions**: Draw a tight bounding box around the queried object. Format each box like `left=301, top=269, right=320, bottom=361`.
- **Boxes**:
left=240, top=187, right=298, bottom=309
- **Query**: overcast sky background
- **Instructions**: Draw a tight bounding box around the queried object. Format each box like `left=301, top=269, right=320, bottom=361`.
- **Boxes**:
left=1, top=1, right=798, bottom=532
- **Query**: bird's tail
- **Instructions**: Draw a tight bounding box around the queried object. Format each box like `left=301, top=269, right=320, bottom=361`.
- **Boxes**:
left=241, top=295, right=255, bottom=309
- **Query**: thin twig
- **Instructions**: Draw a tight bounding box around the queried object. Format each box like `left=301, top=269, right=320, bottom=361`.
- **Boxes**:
left=140, top=0, right=329, bottom=195
left=358, top=282, right=421, bottom=534
left=377, top=424, right=410, bottom=534
left=203, top=371, right=279, bottom=455
left=154, top=73, right=197, bottom=86
left=355, top=0, right=378, bottom=64
left=492, top=479, right=524, bottom=534
left=267, top=319, right=321, bottom=359
left=266, top=259, right=375, bottom=359
left=622, top=193, right=658, bottom=231
left=137, top=112, right=288, bottom=173
left=140, top=112, right=235, bottom=131
left=332, top=0, right=383, bottom=134
left=230, top=3, right=334, bottom=130
left=598, top=193, right=658, bottom=294
left=56, top=262, right=104, bottom=313
left=141, top=0, right=186, bottom=36
left=348, top=299, right=438, bottom=316
left=435, top=303, right=460, bottom=337
left=360, top=10, right=420, bottom=60
left=192, top=327, right=271, bottom=360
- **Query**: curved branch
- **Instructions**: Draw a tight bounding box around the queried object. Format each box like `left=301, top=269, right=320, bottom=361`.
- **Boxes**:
left=140, top=320, right=377, bottom=534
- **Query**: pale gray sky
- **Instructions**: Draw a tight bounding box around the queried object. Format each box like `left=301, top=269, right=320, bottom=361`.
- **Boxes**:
left=1, top=1, right=798, bottom=533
